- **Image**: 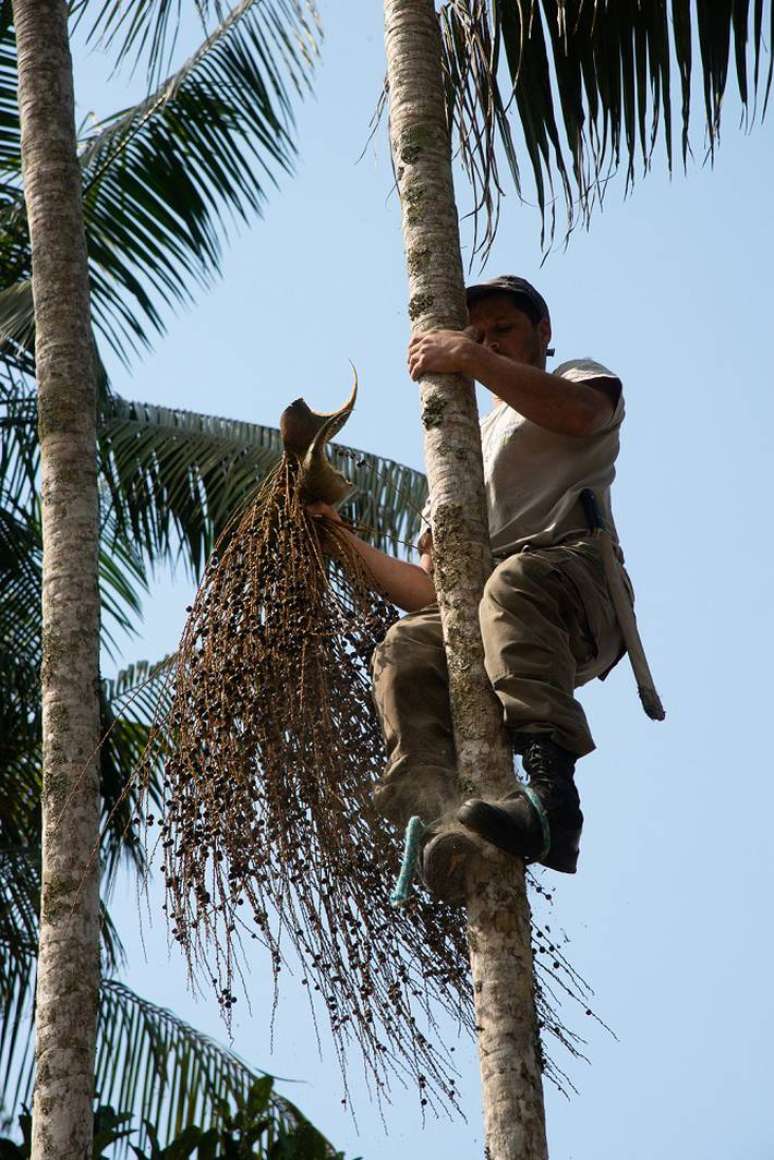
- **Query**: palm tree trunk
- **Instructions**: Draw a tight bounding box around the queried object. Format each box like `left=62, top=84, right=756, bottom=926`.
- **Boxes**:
left=13, top=1, right=102, bottom=1156
left=382, top=2, right=548, bottom=1156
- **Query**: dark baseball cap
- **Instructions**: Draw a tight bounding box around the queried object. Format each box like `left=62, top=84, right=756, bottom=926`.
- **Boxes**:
left=466, top=275, right=550, bottom=326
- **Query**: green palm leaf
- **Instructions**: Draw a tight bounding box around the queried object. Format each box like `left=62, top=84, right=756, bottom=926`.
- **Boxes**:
left=0, top=0, right=320, bottom=369
left=79, top=0, right=319, bottom=363
left=0, top=468, right=149, bottom=669
left=98, top=396, right=429, bottom=577
left=1, top=960, right=334, bottom=1152
left=0, top=641, right=211, bottom=1139
left=0, top=849, right=37, bottom=1121
left=0, top=942, right=321, bottom=1150
left=99, top=656, right=175, bottom=886
left=0, top=1, right=18, bottom=189
left=0, top=372, right=36, bottom=516
left=95, top=982, right=266, bottom=1146
left=0, top=852, right=127, bottom=1122
left=0, top=384, right=169, bottom=873
left=440, top=0, right=774, bottom=252
left=98, top=398, right=284, bottom=575
left=0, top=371, right=148, bottom=662
left=0, top=649, right=174, bottom=891
left=78, top=0, right=320, bottom=89
left=0, top=852, right=109, bottom=1126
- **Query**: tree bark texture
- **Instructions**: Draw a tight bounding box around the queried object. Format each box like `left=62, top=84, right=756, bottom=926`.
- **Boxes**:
left=382, top=2, right=548, bottom=1156
left=13, top=1, right=102, bottom=1156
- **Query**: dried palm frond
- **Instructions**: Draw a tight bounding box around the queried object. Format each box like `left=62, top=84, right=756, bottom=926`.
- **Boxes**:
left=141, top=381, right=597, bottom=1109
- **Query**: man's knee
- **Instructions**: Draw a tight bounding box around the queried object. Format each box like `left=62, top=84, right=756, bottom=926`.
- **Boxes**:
left=480, top=552, right=548, bottom=622
left=371, top=611, right=445, bottom=697
left=374, top=614, right=415, bottom=659
left=373, top=615, right=423, bottom=674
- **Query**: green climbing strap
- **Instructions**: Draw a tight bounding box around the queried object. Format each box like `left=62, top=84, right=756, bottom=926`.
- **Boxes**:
left=390, top=815, right=426, bottom=908
left=522, top=786, right=551, bottom=861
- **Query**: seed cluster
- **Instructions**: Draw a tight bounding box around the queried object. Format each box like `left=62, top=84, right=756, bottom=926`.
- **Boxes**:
left=142, top=453, right=599, bottom=1111
left=148, top=457, right=474, bottom=1109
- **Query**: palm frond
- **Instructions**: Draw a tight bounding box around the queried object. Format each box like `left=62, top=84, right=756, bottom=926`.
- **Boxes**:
left=0, top=497, right=39, bottom=671
left=0, top=381, right=42, bottom=857
left=0, top=442, right=162, bottom=880
left=0, top=847, right=341, bottom=1150
left=0, top=848, right=36, bottom=1123
left=0, top=284, right=41, bottom=379
left=0, top=850, right=36, bottom=1043
left=0, top=511, right=156, bottom=882
left=103, top=656, right=177, bottom=734
left=94, top=980, right=305, bottom=1150
left=0, top=692, right=40, bottom=848
left=79, top=0, right=319, bottom=362
left=440, top=0, right=774, bottom=254
left=0, top=648, right=173, bottom=896
left=100, top=515, right=150, bottom=657
left=0, top=372, right=36, bottom=506
left=0, top=474, right=148, bottom=671
left=78, top=0, right=320, bottom=90
left=98, top=398, right=284, bottom=575
left=0, top=9, right=32, bottom=376
left=0, top=0, right=320, bottom=370
left=1, top=959, right=306, bottom=1150
left=0, top=2, right=19, bottom=189
left=0, top=372, right=147, bottom=664
left=0, top=846, right=126, bottom=1127
left=99, top=656, right=176, bottom=888
left=98, top=397, right=429, bottom=577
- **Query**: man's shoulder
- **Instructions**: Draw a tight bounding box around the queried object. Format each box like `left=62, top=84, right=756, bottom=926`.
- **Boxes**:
left=553, top=356, right=620, bottom=383
left=555, top=358, right=624, bottom=427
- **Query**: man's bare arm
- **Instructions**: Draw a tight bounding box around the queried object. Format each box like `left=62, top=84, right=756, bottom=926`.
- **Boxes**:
left=307, top=502, right=435, bottom=613
left=408, top=330, right=619, bottom=437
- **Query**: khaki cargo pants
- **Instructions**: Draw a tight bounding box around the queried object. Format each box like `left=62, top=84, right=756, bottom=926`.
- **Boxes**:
left=371, top=538, right=625, bottom=827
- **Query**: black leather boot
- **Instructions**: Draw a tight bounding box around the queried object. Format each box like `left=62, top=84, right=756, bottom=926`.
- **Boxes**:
left=456, top=736, right=583, bottom=873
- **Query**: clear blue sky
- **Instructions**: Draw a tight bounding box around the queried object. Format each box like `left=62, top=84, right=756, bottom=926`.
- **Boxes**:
left=72, top=7, right=774, bottom=1159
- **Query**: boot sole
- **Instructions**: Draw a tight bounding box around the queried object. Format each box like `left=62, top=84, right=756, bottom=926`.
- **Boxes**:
left=422, top=830, right=476, bottom=905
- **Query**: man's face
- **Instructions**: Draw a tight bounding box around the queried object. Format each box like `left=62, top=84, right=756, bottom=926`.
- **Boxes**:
left=468, top=292, right=551, bottom=369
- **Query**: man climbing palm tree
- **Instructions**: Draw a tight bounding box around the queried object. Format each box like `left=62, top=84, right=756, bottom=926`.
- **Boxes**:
left=312, top=276, right=631, bottom=897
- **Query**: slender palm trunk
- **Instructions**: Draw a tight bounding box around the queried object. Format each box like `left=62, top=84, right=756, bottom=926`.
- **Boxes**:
left=382, top=2, right=548, bottom=1156
left=13, top=1, right=102, bottom=1156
